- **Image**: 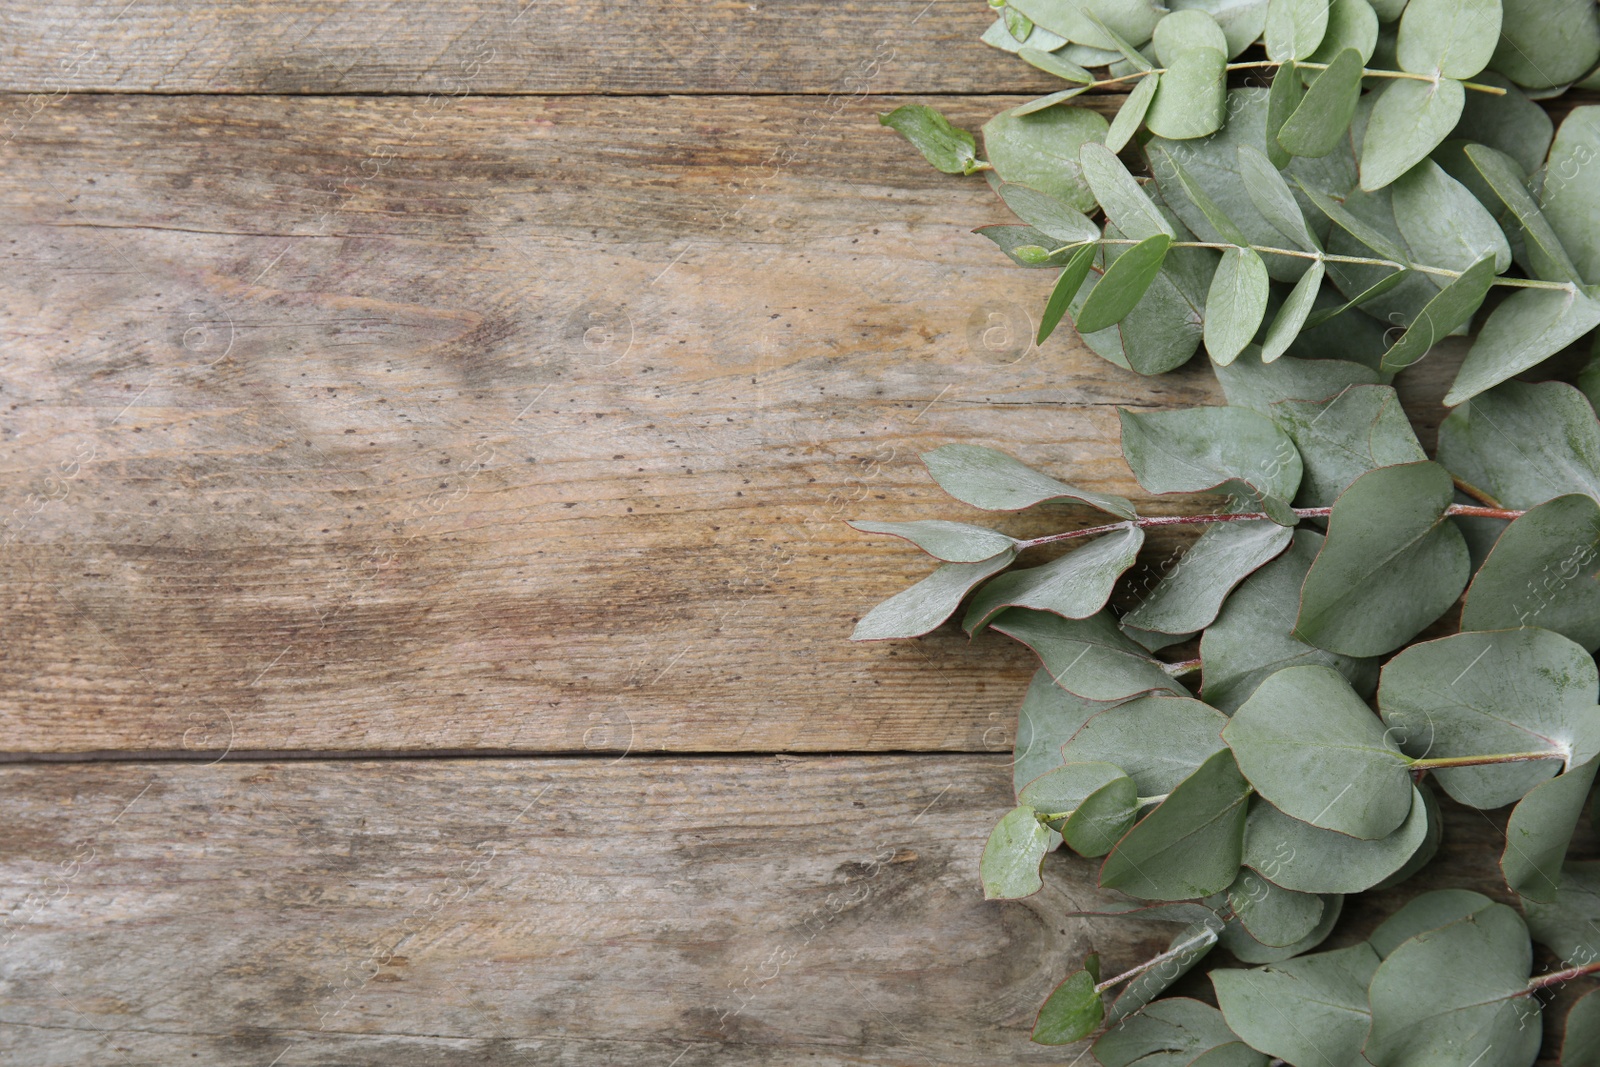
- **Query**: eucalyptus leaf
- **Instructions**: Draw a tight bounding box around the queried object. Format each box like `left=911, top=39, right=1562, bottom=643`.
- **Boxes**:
left=1265, top=0, right=1330, bottom=60
left=1014, top=667, right=1116, bottom=795
left=1170, top=0, right=1271, bottom=56
left=1543, top=106, right=1600, bottom=286
left=1072, top=256, right=1207, bottom=375
left=851, top=551, right=1018, bottom=640
left=1395, top=0, right=1500, bottom=78
left=993, top=608, right=1190, bottom=701
left=1489, top=0, right=1600, bottom=89
left=1501, top=757, right=1599, bottom=903
left=1524, top=860, right=1600, bottom=964
left=1564, top=989, right=1600, bottom=1067
left=1266, top=59, right=1305, bottom=168
left=1239, top=146, right=1322, bottom=253
left=976, top=223, right=1081, bottom=267
left=964, top=526, right=1145, bottom=632
left=1226, top=868, right=1327, bottom=947
left=1009, top=0, right=1165, bottom=54
left=1378, top=255, right=1497, bottom=372
left=1077, top=233, right=1175, bottom=332
left=1261, top=259, right=1326, bottom=362
left=1360, top=76, right=1466, bottom=191
left=1279, top=48, right=1366, bottom=158
left=1378, top=627, right=1600, bottom=807
left=1216, top=349, right=1383, bottom=413
left=1365, top=903, right=1541, bottom=1067
left=1241, top=786, right=1430, bottom=892
left=1031, top=960, right=1104, bottom=1044
left=1121, top=519, right=1294, bottom=636
left=1392, top=159, right=1512, bottom=273
left=1453, top=72, right=1554, bottom=175
left=1081, top=143, right=1177, bottom=240
left=1216, top=892, right=1342, bottom=963
left=1039, top=243, right=1100, bottom=344
left=1146, top=47, right=1229, bottom=140
left=997, top=182, right=1102, bottom=243
left=1308, top=0, right=1380, bottom=64
left=1206, top=248, right=1272, bottom=365
left=922, top=444, right=1139, bottom=517
left=1009, top=86, right=1094, bottom=117
left=1118, top=406, right=1303, bottom=521
left=1369, top=888, right=1497, bottom=956
left=1106, top=72, right=1160, bottom=154
left=1294, top=461, right=1470, bottom=656
left=1106, top=924, right=1225, bottom=1023
left=1201, top=530, right=1380, bottom=711
left=1095, top=998, right=1260, bottom=1067
left=847, top=519, right=1017, bottom=563
left=982, top=15, right=1070, bottom=52
left=1438, top=381, right=1600, bottom=507
left=1212, top=943, right=1380, bottom=1067
left=1268, top=384, right=1427, bottom=506
left=982, top=804, right=1054, bottom=899
left=1100, top=748, right=1253, bottom=900
left=984, top=107, right=1110, bottom=214
left=1462, top=494, right=1600, bottom=650
left=879, top=105, right=983, bottom=175
left=1018, top=45, right=1095, bottom=83
left=1464, top=142, right=1583, bottom=283
left=1064, top=695, right=1230, bottom=794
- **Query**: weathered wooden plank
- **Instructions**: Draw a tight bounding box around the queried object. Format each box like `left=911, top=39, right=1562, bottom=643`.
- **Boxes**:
left=0, top=1, right=1060, bottom=96
left=0, top=92, right=1463, bottom=757
left=0, top=755, right=1556, bottom=1066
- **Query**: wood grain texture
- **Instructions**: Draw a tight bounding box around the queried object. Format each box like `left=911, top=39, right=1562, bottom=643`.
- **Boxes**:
left=0, top=755, right=1569, bottom=1066
left=0, top=0, right=1060, bottom=95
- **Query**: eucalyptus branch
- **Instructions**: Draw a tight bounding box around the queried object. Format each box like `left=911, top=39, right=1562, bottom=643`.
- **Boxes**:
left=1078, top=59, right=1507, bottom=95
left=1044, top=238, right=1580, bottom=293
left=1092, top=927, right=1218, bottom=994
left=1409, top=751, right=1563, bottom=770
left=1015, top=503, right=1524, bottom=550
left=1038, top=793, right=1169, bottom=822
left=1528, top=960, right=1600, bottom=990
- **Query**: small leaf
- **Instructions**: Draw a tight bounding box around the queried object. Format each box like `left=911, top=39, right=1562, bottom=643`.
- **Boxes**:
left=1095, top=998, right=1259, bottom=1067
left=981, top=804, right=1053, bottom=899
left=1378, top=627, right=1600, bottom=808
left=1119, top=406, right=1303, bottom=521
left=1464, top=142, right=1583, bottom=283
left=1447, top=284, right=1600, bottom=406
left=993, top=609, right=1190, bottom=701
left=1076, top=233, right=1174, bottom=333
left=1239, top=145, right=1322, bottom=252
left=1308, top=0, right=1380, bottom=63
left=1018, top=45, right=1094, bottom=83
left=922, top=444, right=1138, bottom=517
left=1360, top=76, right=1466, bottom=191
left=1264, top=264, right=1325, bottom=365
left=1395, top=0, right=1500, bottom=78
left=1100, top=748, right=1253, bottom=900
left=1265, top=0, right=1330, bottom=60
left=1265, top=59, right=1304, bottom=167
left=1105, top=71, right=1160, bottom=153
left=984, top=107, right=1110, bottom=214
left=1039, top=243, right=1100, bottom=344
left=1501, top=757, right=1599, bottom=903
left=1009, top=0, right=1165, bottom=56
left=1020, top=761, right=1127, bottom=820
left=1462, top=494, right=1600, bottom=650
left=1080, top=143, right=1177, bottom=240
left=997, top=182, right=1101, bottom=243
left=976, top=223, right=1081, bottom=267
left=964, top=526, right=1144, bottom=632
left=1212, top=943, right=1379, bottom=1067
left=1008, top=86, right=1093, bottom=117
left=1378, top=254, right=1497, bottom=372
left=1031, top=963, right=1104, bottom=1044
left=1225, top=868, right=1327, bottom=947
left=1294, top=461, right=1470, bottom=657
left=851, top=552, right=1018, bottom=640
left=1278, top=47, right=1365, bottom=158
left=1438, top=381, right=1600, bottom=507
left=1241, top=787, right=1431, bottom=892
left=1121, top=519, right=1294, bottom=636
left=1225, top=664, right=1413, bottom=838
left=879, top=105, right=982, bottom=175
left=1206, top=248, right=1271, bottom=365
left=847, top=519, right=1017, bottom=563
left=1217, top=893, right=1343, bottom=964
left=1170, top=0, right=1272, bottom=57
left=1063, top=694, right=1231, bottom=794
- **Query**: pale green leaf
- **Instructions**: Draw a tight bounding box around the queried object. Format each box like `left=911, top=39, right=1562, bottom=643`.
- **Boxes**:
left=1019, top=45, right=1095, bottom=82
left=847, top=519, right=1017, bottom=563
left=1170, top=0, right=1271, bottom=56
left=997, top=182, right=1102, bottom=243
left=1464, top=142, right=1583, bottom=283
left=1239, top=145, right=1322, bottom=252
left=984, top=107, right=1110, bottom=214
left=879, top=105, right=983, bottom=175
left=1118, top=405, right=1303, bottom=521
left=852, top=551, right=1017, bottom=640
left=1360, top=77, right=1466, bottom=191
left=1462, top=494, right=1600, bottom=650
left=1446, top=284, right=1600, bottom=406
left=1212, top=943, right=1379, bottom=1067
left=1524, top=860, right=1600, bottom=964
left=993, top=609, right=1190, bottom=701
left=964, top=526, right=1144, bottom=632
left=1031, top=963, right=1105, bottom=1044
left=1105, top=71, right=1159, bottom=153
left=1013, top=667, right=1116, bottom=796
left=1501, top=757, right=1599, bottom=903
left=1121, top=519, right=1294, bottom=635
left=1215, top=348, right=1382, bottom=413
left=1064, top=694, right=1231, bottom=794
left=1438, top=381, right=1600, bottom=507
left=1543, top=106, right=1600, bottom=285
left=922, top=443, right=1139, bottom=517
left=1261, top=258, right=1325, bottom=362
left=1268, top=384, right=1427, bottom=505
left=1279, top=48, right=1366, bottom=158
left=1241, top=786, right=1430, bottom=892
left=1226, top=868, right=1327, bottom=947
left=1379, top=255, right=1497, bottom=372
left=1308, top=0, right=1380, bottom=64
left=1489, top=0, right=1600, bottom=89
left=1009, top=0, right=1165, bottom=53
left=1265, top=0, right=1330, bottom=60
left=1395, top=0, right=1501, bottom=77
left=1454, top=71, right=1554, bottom=174
left=1081, top=143, right=1176, bottom=240
left=1039, top=243, right=1100, bottom=344
left=1100, top=748, right=1252, bottom=900
left=1392, top=159, right=1512, bottom=273
left=1077, top=233, right=1174, bottom=332
left=1369, top=888, right=1496, bottom=957
left=982, top=804, right=1053, bottom=899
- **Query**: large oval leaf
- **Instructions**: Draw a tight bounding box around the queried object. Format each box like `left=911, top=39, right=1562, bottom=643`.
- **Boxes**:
left=1437, top=381, right=1600, bottom=507
left=1395, top=0, right=1500, bottom=78
left=1100, top=748, right=1253, bottom=900
left=1359, top=76, right=1466, bottom=191
left=984, top=106, right=1110, bottom=213
left=1064, top=694, right=1231, bottom=794
left=1462, top=494, right=1600, bottom=650
left=1120, top=519, right=1294, bottom=636
left=1241, top=787, right=1431, bottom=892
left=1212, top=943, right=1380, bottom=1067
left=993, top=609, right=1190, bottom=701
left=1119, top=405, right=1303, bottom=521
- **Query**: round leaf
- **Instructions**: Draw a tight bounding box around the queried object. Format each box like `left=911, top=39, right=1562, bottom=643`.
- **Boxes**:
left=1064, top=694, right=1230, bottom=794
left=1206, top=247, right=1271, bottom=366
left=1395, top=0, right=1501, bottom=78
left=1212, top=943, right=1380, bottom=1067
left=1241, top=786, right=1431, bottom=893
left=982, top=804, right=1054, bottom=899
left=1462, top=494, right=1600, bottom=650
left=1359, top=76, right=1466, bottom=192
left=984, top=106, right=1110, bottom=214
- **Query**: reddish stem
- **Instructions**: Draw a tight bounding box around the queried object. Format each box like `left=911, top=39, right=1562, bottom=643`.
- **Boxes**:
left=1017, top=503, right=1523, bottom=549
left=1528, top=960, right=1600, bottom=991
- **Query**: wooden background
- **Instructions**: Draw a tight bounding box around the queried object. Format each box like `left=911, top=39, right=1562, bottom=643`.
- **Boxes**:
left=0, top=3, right=1584, bottom=1064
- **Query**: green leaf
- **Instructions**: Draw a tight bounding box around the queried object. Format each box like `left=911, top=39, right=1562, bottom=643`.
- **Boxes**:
left=1225, top=868, right=1327, bottom=947
left=1095, top=998, right=1264, bottom=1066
left=1360, top=76, right=1466, bottom=191
left=1366, top=903, right=1541, bottom=1067
left=981, top=804, right=1054, bottom=899
left=1454, top=72, right=1553, bottom=175
left=1145, top=14, right=1230, bottom=140
left=1077, top=233, right=1175, bottom=332
left=1543, top=106, right=1600, bottom=286
left=1201, top=530, right=1380, bottom=711
left=1464, top=142, right=1583, bottom=283
left=1391, top=158, right=1512, bottom=273
left=1205, top=248, right=1271, bottom=365
left=1295, top=178, right=1410, bottom=262
left=1106, top=72, right=1160, bottom=154
left=1018, top=45, right=1094, bottom=83
left=1225, top=664, right=1413, bottom=838
left=847, top=519, right=1017, bottom=563
left=1081, top=143, right=1176, bottom=240
left=1525, top=860, right=1600, bottom=964
left=1378, top=627, right=1600, bottom=807
left=1294, top=461, right=1470, bottom=657
left=993, top=609, right=1190, bottom=701
left=1108, top=924, right=1226, bottom=1024
left=975, top=223, right=1081, bottom=267
left=1371, top=778, right=1444, bottom=890
left=983, top=107, right=1110, bottom=214
left=1171, top=0, right=1272, bottom=56
left=1063, top=694, right=1231, bottom=794
left=1438, top=381, right=1600, bottom=507
left=1071, top=231, right=1209, bottom=375
left=1278, top=48, right=1366, bottom=158
left=1148, top=145, right=1251, bottom=246
left=1212, top=943, right=1380, bottom=1067
left=1265, top=60, right=1305, bottom=167
left=1008, top=86, right=1094, bottom=117
left=1565, top=990, right=1600, bottom=1067
left=851, top=551, right=1018, bottom=640
left=1121, top=520, right=1294, bottom=636
left=1300, top=267, right=1411, bottom=329
left=964, top=526, right=1144, bottom=632
left=1031, top=962, right=1105, bottom=1044
left=1100, top=748, right=1253, bottom=900
left=1241, top=786, right=1431, bottom=892
left=997, top=182, right=1101, bottom=243
left=1215, top=349, right=1382, bottom=413
left=1039, top=243, right=1100, bottom=344
left=1265, top=0, right=1330, bottom=60
left=1462, top=495, right=1600, bottom=650
left=1217, top=893, right=1343, bottom=963
left=1378, top=255, right=1497, bottom=372
left=879, top=105, right=983, bottom=175
left=1501, top=757, right=1599, bottom=903
left=1268, top=384, right=1427, bottom=506
left=1308, top=0, right=1380, bottom=64
left=1369, top=888, right=1497, bottom=957
left=1020, top=760, right=1127, bottom=818
left=1395, top=0, right=1500, bottom=78
left=1261, top=260, right=1324, bottom=363
left=1013, top=667, right=1115, bottom=795
left=922, top=444, right=1139, bottom=517
left=1009, top=0, right=1165, bottom=54
left=1066, top=776, right=1143, bottom=856
left=1491, top=0, right=1600, bottom=89
left=1118, top=406, right=1302, bottom=521
left=1239, top=146, right=1322, bottom=253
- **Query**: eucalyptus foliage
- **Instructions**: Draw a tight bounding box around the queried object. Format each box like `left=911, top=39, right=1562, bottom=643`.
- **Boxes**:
left=858, top=1, right=1600, bottom=1059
